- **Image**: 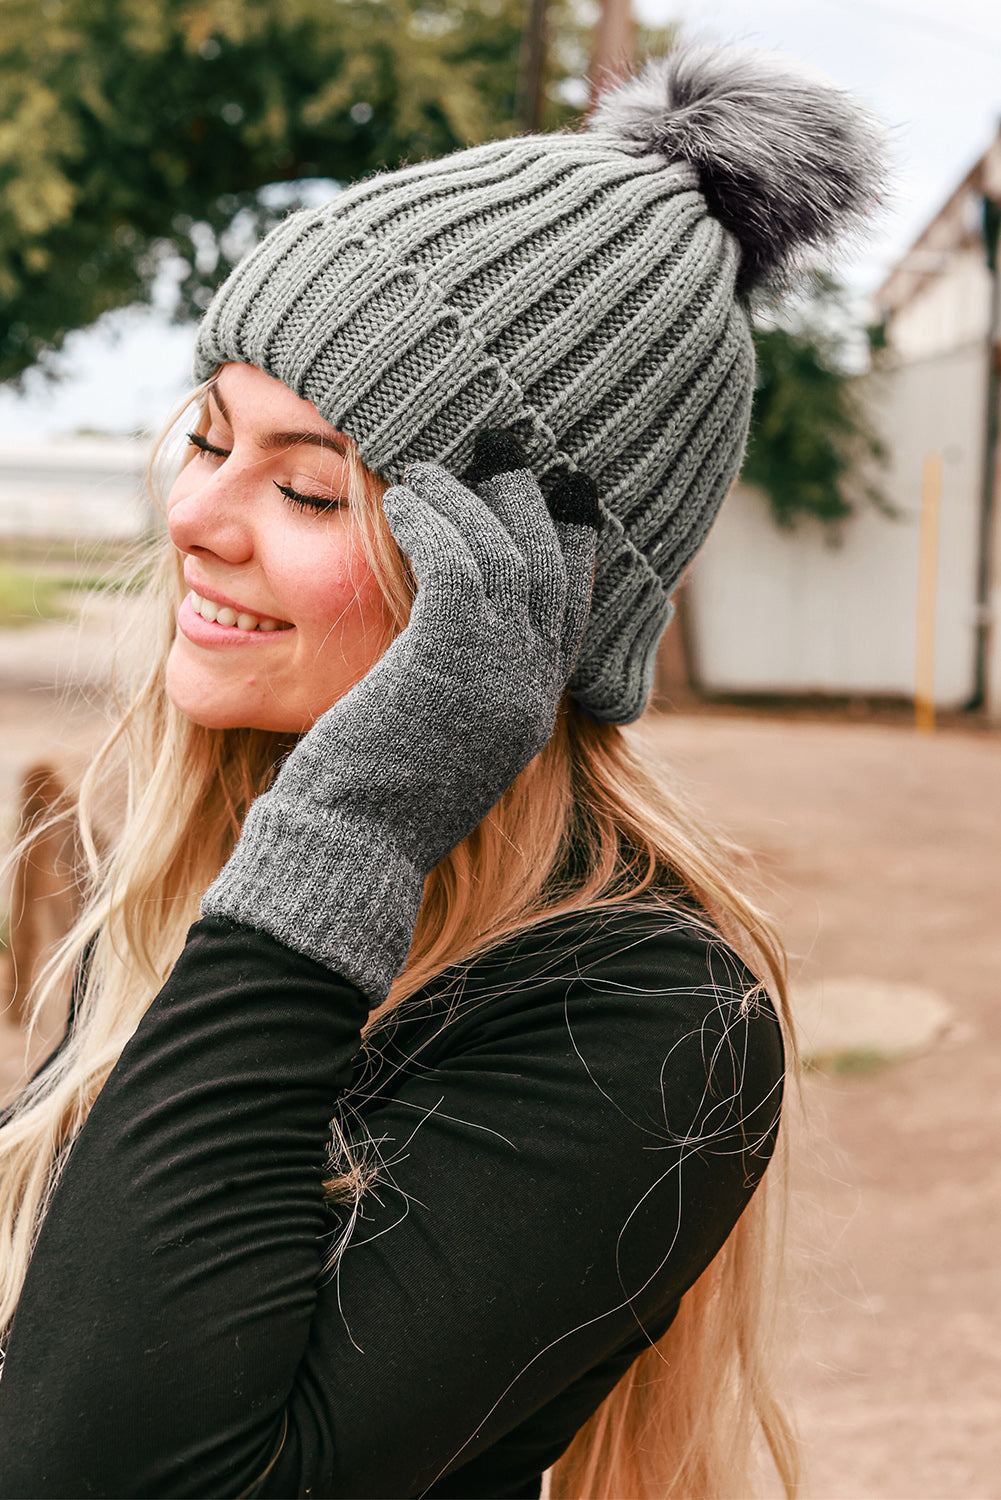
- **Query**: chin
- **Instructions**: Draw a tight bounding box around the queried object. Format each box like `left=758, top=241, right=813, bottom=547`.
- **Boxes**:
left=165, top=656, right=305, bottom=734
left=167, top=692, right=308, bottom=734
left=172, top=702, right=308, bottom=734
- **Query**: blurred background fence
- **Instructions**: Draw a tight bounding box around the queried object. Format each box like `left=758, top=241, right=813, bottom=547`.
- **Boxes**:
left=0, top=437, right=149, bottom=541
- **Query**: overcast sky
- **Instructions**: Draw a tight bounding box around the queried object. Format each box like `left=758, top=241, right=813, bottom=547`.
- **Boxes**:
left=2, top=0, right=1000, bottom=441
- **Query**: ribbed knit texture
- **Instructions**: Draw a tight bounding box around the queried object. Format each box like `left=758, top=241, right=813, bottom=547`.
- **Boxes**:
left=194, top=132, right=753, bottom=723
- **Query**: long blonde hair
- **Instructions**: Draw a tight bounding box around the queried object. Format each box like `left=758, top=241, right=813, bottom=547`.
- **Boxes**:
left=0, top=377, right=799, bottom=1497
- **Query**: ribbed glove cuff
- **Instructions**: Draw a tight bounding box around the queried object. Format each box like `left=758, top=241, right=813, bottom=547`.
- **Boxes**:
left=201, top=797, right=425, bottom=1005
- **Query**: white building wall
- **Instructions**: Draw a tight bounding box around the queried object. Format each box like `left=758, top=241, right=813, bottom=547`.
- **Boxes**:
left=888, top=248, right=991, bottom=363
left=687, top=344, right=985, bottom=708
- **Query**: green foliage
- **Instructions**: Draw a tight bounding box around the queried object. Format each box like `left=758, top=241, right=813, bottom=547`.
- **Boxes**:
left=0, top=0, right=591, bottom=384
left=0, top=563, right=66, bottom=627
left=745, top=275, right=893, bottom=531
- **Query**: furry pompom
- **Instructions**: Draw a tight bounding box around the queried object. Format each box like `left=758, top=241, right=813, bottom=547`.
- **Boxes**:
left=588, top=46, right=889, bottom=293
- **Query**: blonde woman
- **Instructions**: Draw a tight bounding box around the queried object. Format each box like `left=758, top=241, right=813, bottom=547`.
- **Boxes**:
left=0, top=47, right=885, bottom=1499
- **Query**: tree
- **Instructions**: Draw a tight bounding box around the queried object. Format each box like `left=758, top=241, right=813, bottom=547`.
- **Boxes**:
left=745, top=275, right=893, bottom=530
left=0, top=0, right=592, bottom=384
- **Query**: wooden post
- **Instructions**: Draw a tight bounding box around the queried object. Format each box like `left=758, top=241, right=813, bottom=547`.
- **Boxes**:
left=588, top=0, right=634, bottom=113
left=915, top=452, right=942, bottom=734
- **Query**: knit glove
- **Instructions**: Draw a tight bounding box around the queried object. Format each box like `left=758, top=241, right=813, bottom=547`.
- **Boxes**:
left=201, top=431, right=600, bottom=1003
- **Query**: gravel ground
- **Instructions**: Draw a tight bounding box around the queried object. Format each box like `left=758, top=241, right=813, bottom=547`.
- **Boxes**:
left=2, top=605, right=999, bottom=1499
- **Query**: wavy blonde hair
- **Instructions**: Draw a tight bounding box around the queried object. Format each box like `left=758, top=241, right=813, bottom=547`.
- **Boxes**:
left=0, top=376, right=799, bottom=1498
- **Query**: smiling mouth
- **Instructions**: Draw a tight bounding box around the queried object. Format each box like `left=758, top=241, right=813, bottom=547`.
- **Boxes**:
left=188, top=591, right=293, bottom=633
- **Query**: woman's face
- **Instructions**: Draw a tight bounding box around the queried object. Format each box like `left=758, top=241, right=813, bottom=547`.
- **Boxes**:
left=165, top=362, right=394, bottom=732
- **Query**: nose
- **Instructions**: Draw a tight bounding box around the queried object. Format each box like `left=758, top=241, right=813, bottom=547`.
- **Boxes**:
left=167, top=461, right=256, bottom=566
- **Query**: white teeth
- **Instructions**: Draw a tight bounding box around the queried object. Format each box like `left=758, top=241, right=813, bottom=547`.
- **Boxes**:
left=189, top=590, right=288, bottom=633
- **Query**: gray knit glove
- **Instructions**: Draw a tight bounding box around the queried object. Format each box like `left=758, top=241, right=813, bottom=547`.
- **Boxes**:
left=201, top=431, right=600, bottom=1003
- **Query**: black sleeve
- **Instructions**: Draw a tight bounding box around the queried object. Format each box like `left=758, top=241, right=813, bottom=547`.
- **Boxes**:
left=0, top=910, right=783, bottom=1500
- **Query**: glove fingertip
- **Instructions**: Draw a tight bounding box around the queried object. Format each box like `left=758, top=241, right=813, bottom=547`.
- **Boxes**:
left=400, top=461, right=438, bottom=492
left=547, top=470, right=601, bottom=530
left=381, top=480, right=423, bottom=548
left=461, top=428, right=530, bottom=487
left=381, top=480, right=407, bottom=522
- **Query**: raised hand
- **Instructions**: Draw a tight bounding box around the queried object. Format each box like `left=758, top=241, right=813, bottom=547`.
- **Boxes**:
left=202, top=431, right=600, bottom=1002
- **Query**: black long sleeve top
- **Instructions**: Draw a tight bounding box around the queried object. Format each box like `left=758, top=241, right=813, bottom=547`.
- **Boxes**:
left=0, top=902, right=783, bottom=1499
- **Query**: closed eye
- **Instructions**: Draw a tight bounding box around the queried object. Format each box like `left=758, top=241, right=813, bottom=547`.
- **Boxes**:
left=187, top=431, right=343, bottom=513
left=187, top=431, right=230, bottom=459
left=273, top=482, right=345, bottom=515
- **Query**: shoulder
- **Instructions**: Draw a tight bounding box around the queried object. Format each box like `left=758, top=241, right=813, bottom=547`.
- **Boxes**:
left=456, top=899, right=777, bottom=1032
left=389, top=900, right=785, bottom=1143
left=365, top=901, right=785, bottom=1310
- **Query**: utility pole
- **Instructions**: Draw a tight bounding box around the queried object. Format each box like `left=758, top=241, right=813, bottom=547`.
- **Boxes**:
left=516, top=0, right=549, bottom=133
left=588, top=0, right=634, bottom=113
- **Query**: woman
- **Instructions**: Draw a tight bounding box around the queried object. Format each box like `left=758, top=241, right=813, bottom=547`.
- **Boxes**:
left=0, top=46, right=885, bottom=1499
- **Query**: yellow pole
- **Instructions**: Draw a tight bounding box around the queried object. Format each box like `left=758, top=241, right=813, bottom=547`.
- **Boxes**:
left=915, top=452, right=942, bottom=734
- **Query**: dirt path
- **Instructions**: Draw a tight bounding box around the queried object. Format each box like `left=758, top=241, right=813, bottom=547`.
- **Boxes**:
left=1, top=617, right=998, bottom=1496
left=638, top=715, right=1001, bottom=1500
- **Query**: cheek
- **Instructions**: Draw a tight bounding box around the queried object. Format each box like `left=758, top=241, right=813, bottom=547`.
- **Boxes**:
left=291, top=540, right=392, bottom=658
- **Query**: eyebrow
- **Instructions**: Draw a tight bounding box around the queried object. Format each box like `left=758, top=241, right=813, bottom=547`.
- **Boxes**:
left=208, top=380, right=350, bottom=456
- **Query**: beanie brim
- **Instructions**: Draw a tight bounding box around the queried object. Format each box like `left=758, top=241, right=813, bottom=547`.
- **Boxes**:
left=569, top=509, right=674, bottom=723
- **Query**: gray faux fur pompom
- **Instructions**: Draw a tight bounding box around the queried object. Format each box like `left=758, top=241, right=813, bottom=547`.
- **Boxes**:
left=588, top=46, right=889, bottom=293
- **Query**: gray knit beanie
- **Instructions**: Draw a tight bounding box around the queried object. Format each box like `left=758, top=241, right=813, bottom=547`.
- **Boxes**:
left=193, top=45, right=886, bottom=723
